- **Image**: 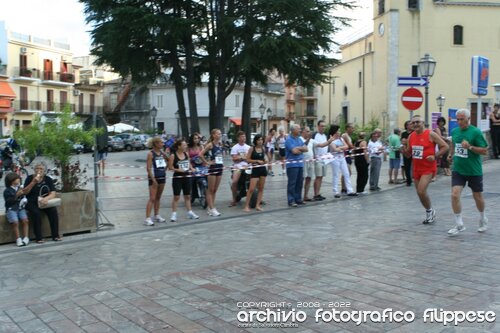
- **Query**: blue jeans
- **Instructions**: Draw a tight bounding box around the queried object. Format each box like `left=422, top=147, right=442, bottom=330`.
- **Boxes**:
left=286, top=167, right=303, bottom=204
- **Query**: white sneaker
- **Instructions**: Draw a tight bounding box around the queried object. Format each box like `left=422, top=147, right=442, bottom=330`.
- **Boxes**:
left=208, top=208, right=221, bottom=217
left=187, top=211, right=199, bottom=220
left=22, top=237, right=29, bottom=246
left=448, top=224, right=466, bottom=236
left=170, top=212, right=177, bottom=222
left=143, top=217, right=154, bottom=226
left=16, top=238, right=24, bottom=247
left=424, top=208, right=436, bottom=224
left=478, top=217, right=488, bottom=233
left=155, top=215, right=166, bottom=223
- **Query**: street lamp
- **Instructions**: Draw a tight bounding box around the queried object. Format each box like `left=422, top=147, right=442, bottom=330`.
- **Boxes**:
left=174, top=111, right=180, bottom=137
left=418, top=53, right=436, bottom=128
left=266, top=108, right=272, bottom=134
left=436, top=94, right=446, bottom=114
left=259, top=103, right=265, bottom=136
left=150, top=106, right=157, bottom=134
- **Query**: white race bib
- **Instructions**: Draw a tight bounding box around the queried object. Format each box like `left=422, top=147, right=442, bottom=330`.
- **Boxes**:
left=215, top=156, right=224, bottom=164
left=455, top=144, right=468, bottom=158
left=279, top=143, right=285, bottom=149
left=155, top=158, right=166, bottom=168
left=178, top=160, right=189, bottom=171
left=412, top=145, right=424, bottom=159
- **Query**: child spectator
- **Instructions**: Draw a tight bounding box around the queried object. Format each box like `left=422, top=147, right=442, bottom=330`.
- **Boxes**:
left=3, top=172, right=30, bottom=246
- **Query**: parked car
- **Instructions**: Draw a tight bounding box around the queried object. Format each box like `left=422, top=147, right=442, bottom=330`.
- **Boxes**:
left=135, top=134, right=151, bottom=150
left=115, top=133, right=143, bottom=151
left=107, top=136, right=125, bottom=152
left=72, top=143, right=84, bottom=154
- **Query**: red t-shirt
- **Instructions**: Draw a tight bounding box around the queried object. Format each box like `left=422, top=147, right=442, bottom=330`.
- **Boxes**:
left=408, top=129, right=436, bottom=173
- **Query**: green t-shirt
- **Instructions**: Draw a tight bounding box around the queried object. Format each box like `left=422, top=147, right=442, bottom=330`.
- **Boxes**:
left=451, top=125, right=487, bottom=176
left=388, top=134, right=401, bottom=160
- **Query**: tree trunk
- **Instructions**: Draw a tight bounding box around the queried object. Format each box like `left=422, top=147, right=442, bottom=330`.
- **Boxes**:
left=241, top=77, right=252, bottom=145
left=170, top=65, right=189, bottom=138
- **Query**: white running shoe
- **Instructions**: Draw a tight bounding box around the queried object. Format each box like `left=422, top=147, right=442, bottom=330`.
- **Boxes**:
left=155, top=215, right=166, bottom=223
left=143, top=217, right=154, bottom=226
left=423, top=208, right=436, bottom=224
left=478, top=217, right=488, bottom=233
left=187, top=211, right=199, bottom=220
left=170, top=212, right=177, bottom=222
left=22, top=237, right=29, bottom=246
left=16, top=238, right=24, bottom=247
left=448, top=224, right=466, bottom=236
left=210, top=208, right=221, bottom=216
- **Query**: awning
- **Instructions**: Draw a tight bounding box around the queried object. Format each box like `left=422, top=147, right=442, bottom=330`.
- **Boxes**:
left=229, top=117, right=241, bottom=126
left=0, top=82, right=16, bottom=99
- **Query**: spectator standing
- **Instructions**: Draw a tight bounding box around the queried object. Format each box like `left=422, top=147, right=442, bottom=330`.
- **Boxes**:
left=329, top=125, right=357, bottom=198
left=447, top=109, right=489, bottom=236
left=276, top=128, right=288, bottom=175
left=168, top=139, right=199, bottom=222
left=368, top=129, right=384, bottom=191
left=401, top=120, right=414, bottom=186
left=243, top=134, right=267, bottom=212
left=24, top=164, right=61, bottom=242
left=434, top=116, right=451, bottom=176
left=403, top=115, right=448, bottom=224
left=387, top=128, right=402, bottom=184
left=340, top=123, right=355, bottom=193
left=144, top=137, right=168, bottom=226
left=301, top=127, right=316, bottom=201
left=199, top=128, right=224, bottom=216
left=229, top=131, right=250, bottom=207
left=353, top=132, right=369, bottom=194
left=285, top=124, right=308, bottom=207
left=312, top=120, right=328, bottom=201
left=489, top=103, right=500, bottom=159
left=265, top=128, right=276, bottom=176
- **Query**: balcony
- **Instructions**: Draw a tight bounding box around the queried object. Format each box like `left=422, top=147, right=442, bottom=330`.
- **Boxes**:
left=14, top=100, right=75, bottom=112
left=42, top=71, right=75, bottom=86
left=305, top=108, right=316, bottom=118
left=12, top=67, right=40, bottom=82
left=59, top=72, right=75, bottom=83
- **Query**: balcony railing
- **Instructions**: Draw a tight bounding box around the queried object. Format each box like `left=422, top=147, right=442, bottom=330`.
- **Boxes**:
left=13, top=100, right=104, bottom=115
left=305, top=109, right=316, bottom=117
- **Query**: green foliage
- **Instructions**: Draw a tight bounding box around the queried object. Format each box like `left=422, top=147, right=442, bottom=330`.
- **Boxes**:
left=14, top=106, right=97, bottom=192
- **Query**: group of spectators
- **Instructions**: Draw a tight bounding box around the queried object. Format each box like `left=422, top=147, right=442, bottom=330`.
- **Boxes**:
left=143, top=108, right=489, bottom=238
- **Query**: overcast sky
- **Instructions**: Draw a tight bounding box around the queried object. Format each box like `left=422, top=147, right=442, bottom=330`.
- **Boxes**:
left=0, top=0, right=372, bottom=57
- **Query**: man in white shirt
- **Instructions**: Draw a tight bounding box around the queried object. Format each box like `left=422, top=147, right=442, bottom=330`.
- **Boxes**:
left=230, top=131, right=251, bottom=206
left=368, top=129, right=385, bottom=191
left=312, top=120, right=333, bottom=201
left=301, top=127, right=316, bottom=201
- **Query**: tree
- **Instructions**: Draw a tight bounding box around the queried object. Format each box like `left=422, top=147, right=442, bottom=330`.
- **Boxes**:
left=14, top=107, right=97, bottom=192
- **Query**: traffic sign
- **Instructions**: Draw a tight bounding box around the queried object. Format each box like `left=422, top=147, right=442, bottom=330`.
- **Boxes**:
left=398, top=77, right=428, bottom=87
left=401, top=88, right=423, bottom=111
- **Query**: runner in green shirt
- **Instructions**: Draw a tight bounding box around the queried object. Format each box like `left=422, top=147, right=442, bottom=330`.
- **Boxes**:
left=447, top=108, right=489, bottom=236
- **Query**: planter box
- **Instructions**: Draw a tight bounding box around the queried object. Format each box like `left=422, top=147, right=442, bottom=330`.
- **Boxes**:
left=0, top=190, right=96, bottom=245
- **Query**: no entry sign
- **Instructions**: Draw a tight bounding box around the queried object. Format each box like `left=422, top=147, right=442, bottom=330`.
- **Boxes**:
left=401, top=88, right=423, bottom=111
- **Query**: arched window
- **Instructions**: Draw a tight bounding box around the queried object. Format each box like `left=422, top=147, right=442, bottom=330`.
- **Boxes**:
left=453, top=25, right=463, bottom=45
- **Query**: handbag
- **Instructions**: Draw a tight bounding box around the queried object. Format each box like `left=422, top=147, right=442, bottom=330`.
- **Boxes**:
left=38, top=184, right=61, bottom=209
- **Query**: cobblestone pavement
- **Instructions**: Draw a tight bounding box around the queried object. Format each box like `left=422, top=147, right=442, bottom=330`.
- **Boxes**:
left=1, top=158, right=500, bottom=332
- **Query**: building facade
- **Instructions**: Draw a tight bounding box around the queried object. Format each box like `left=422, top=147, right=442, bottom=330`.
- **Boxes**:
left=319, top=0, right=500, bottom=133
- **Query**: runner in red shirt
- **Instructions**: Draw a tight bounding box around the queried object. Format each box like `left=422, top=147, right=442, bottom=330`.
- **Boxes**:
left=403, top=115, right=449, bottom=224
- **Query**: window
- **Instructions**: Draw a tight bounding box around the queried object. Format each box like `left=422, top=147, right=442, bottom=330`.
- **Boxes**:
left=156, top=94, right=163, bottom=108
left=408, top=0, right=419, bottom=10
left=412, top=65, right=419, bottom=77
left=453, top=25, right=463, bottom=45
left=20, top=87, right=28, bottom=110
left=78, top=93, right=84, bottom=113
left=235, top=94, right=240, bottom=107
left=90, top=94, right=95, bottom=113
left=378, top=0, right=385, bottom=15
left=358, top=71, right=363, bottom=88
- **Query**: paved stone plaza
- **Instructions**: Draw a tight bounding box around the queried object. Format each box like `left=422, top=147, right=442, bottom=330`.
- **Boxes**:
left=0, top=158, right=499, bottom=332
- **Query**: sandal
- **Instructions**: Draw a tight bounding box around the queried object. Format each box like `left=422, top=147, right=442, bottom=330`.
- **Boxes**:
left=53, top=237, right=63, bottom=242
left=36, top=240, right=45, bottom=244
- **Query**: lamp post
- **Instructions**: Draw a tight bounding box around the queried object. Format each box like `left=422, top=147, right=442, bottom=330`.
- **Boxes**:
left=150, top=106, right=157, bottom=134
left=418, top=53, right=436, bottom=128
left=266, top=108, right=272, bottom=134
left=174, top=111, right=180, bottom=137
left=436, top=94, right=446, bottom=115
left=259, top=103, right=265, bottom=136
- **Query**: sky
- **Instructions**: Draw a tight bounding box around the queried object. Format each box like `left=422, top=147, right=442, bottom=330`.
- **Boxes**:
left=0, top=0, right=372, bottom=57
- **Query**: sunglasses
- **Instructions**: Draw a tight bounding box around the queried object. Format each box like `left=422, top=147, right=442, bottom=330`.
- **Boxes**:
left=411, top=121, right=422, bottom=124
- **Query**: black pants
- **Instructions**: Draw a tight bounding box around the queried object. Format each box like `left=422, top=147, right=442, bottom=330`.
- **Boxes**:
left=491, top=128, right=500, bottom=158
left=27, top=204, right=59, bottom=241
left=403, top=156, right=412, bottom=185
left=354, top=159, right=369, bottom=193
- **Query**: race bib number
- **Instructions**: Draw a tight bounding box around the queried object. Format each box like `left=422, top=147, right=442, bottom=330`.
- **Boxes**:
left=455, top=144, right=468, bottom=158
left=412, top=145, right=424, bottom=159
left=178, top=160, right=189, bottom=171
left=215, top=155, right=224, bottom=164
left=155, top=158, right=166, bottom=168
